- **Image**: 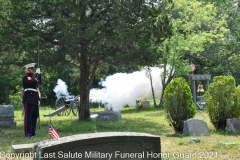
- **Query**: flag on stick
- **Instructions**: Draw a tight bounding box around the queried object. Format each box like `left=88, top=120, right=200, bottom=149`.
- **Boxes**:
left=49, top=121, right=60, bottom=139
left=191, top=63, right=196, bottom=71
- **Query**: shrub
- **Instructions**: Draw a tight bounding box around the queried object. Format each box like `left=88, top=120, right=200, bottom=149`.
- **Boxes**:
left=203, top=76, right=240, bottom=130
left=163, top=77, right=196, bottom=133
left=9, top=94, right=23, bottom=110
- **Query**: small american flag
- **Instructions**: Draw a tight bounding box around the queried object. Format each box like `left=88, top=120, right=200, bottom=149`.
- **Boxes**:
left=49, top=121, right=60, bottom=139
left=191, top=63, right=196, bottom=71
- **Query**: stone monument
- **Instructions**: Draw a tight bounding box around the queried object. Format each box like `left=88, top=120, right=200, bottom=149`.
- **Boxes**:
left=0, top=105, right=16, bottom=127
left=34, top=132, right=161, bottom=160
left=183, top=118, right=210, bottom=136
left=141, top=101, right=150, bottom=108
left=91, top=111, right=122, bottom=121
left=226, top=118, right=240, bottom=133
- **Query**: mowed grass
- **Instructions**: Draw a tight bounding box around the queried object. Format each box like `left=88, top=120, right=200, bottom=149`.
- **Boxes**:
left=1, top=106, right=240, bottom=160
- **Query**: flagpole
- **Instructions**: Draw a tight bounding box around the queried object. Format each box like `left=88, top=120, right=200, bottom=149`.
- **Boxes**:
left=48, top=118, right=60, bottom=139
left=190, top=61, right=196, bottom=104
left=49, top=117, right=51, bottom=139
left=37, top=36, right=41, bottom=129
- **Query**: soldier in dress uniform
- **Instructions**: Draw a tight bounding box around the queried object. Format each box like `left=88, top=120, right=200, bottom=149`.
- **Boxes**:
left=22, top=63, right=41, bottom=137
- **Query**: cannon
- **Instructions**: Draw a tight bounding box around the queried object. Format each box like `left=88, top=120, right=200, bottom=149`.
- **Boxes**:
left=44, top=95, right=80, bottom=117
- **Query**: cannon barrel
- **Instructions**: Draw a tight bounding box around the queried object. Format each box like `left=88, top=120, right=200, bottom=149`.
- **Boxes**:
left=44, top=105, right=68, bottom=117
left=45, top=95, right=80, bottom=117
left=64, top=99, right=74, bottom=106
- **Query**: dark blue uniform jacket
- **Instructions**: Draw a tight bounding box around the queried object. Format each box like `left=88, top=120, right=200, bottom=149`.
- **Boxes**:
left=22, top=73, right=40, bottom=105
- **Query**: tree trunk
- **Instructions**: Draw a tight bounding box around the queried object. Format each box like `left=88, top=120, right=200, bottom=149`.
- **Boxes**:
left=148, top=67, right=157, bottom=108
left=158, top=64, right=175, bottom=108
left=79, top=53, right=91, bottom=120
left=159, top=84, right=166, bottom=108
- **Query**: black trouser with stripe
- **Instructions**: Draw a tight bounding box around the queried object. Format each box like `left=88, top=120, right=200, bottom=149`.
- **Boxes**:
left=24, top=103, right=39, bottom=137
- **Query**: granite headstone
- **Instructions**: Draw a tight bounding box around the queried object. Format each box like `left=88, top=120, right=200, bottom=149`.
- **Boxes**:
left=34, top=132, right=161, bottom=160
left=0, top=105, right=16, bottom=127
left=226, top=118, right=240, bottom=133
left=183, top=118, right=210, bottom=136
left=91, top=111, right=122, bottom=121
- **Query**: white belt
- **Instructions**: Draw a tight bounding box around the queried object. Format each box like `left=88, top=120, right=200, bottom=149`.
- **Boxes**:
left=24, top=88, right=38, bottom=92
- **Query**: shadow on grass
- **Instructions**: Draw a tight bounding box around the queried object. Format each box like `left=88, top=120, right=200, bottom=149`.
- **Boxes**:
left=47, top=107, right=172, bottom=136
left=165, top=132, right=186, bottom=138
left=121, top=106, right=163, bottom=113
left=1, top=107, right=171, bottom=152
left=210, top=128, right=240, bottom=136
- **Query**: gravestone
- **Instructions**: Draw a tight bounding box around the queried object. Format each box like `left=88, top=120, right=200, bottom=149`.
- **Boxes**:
left=104, top=106, right=113, bottom=111
left=183, top=118, right=210, bottom=136
left=0, top=105, right=16, bottom=127
left=91, top=111, right=122, bottom=121
left=12, top=143, right=35, bottom=153
left=34, top=132, right=161, bottom=160
left=141, top=101, right=150, bottom=108
left=226, top=118, right=240, bottom=133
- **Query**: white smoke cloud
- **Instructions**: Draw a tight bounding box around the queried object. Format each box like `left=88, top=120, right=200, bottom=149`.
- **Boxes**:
left=53, top=79, right=69, bottom=99
left=52, top=67, right=167, bottom=111
left=90, top=67, right=165, bottom=112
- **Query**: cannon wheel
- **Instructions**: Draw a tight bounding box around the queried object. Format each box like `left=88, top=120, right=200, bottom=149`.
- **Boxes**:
left=55, top=96, right=71, bottom=116
left=71, top=96, right=80, bottom=116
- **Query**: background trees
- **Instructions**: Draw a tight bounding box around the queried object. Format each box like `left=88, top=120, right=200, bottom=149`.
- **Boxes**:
left=0, top=0, right=239, bottom=121
left=38, top=0, right=172, bottom=120
left=1, top=0, right=172, bottom=120
left=196, top=0, right=240, bottom=82
left=156, top=0, right=229, bottom=107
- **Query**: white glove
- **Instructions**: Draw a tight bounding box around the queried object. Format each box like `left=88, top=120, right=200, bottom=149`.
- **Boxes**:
left=36, top=68, right=41, bottom=74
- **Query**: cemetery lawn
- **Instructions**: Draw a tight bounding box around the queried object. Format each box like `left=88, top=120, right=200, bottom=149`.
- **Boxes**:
left=1, top=107, right=240, bottom=160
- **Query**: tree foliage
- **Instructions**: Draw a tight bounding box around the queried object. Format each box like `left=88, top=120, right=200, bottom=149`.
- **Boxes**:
left=157, top=0, right=229, bottom=107
left=31, top=0, right=172, bottom=120
left=163, top=77, right=196, bottom=133
left=194, top=0, right=240, bottom=82
left=203, top=76, right=240, bottom=130
left=0, top=0, right=239, bottom=122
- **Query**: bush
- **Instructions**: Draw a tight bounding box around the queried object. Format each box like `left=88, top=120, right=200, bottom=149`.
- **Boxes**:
left=9, top=94, right=23, bottom=110
left=203, top=76, right=240, bottom=130
left=163, top=77, right=196, bottom=133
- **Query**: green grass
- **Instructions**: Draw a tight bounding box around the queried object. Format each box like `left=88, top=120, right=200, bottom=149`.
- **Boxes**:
left=1, top=107, right=240, bottom=160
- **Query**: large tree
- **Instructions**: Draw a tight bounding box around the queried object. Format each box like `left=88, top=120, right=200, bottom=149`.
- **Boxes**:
left=0, top=0, right=22, bottom=104
left=1, top=0, right=73, bottom=105
left=198, top=0, right=240, bottom=84
left=158, top=0, right=229, bottom=107
left=19, top=0, right=171, bottom=120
